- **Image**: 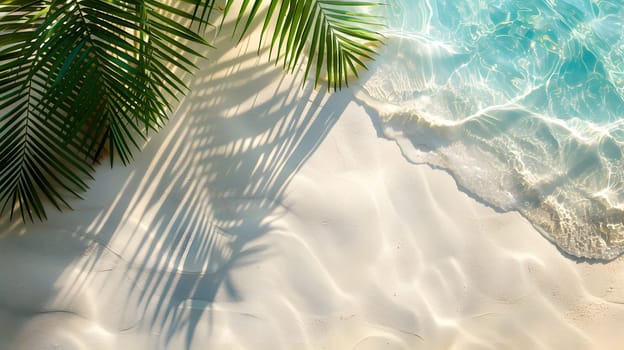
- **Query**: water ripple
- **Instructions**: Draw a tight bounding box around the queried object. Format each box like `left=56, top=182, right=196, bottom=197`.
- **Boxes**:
left=360, top=0, right=624, bottom=259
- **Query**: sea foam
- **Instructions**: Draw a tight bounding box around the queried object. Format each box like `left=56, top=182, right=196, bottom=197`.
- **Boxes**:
left=358, top=0, right=624, bottom=259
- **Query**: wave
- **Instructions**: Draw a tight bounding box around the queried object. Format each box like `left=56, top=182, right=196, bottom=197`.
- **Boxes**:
left=358, top=0, right=624, bottom=259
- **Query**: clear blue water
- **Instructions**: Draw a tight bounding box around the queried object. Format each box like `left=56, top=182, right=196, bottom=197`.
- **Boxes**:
left=359, top=0, right=624, bottom=259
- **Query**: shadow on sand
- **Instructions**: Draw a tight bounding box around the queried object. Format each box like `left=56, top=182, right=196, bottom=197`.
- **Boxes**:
left=0, top=19, right=354, bottom=349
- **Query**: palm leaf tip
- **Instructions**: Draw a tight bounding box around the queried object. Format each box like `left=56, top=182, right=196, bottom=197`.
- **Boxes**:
left=214, top=0, right=384, bottom=90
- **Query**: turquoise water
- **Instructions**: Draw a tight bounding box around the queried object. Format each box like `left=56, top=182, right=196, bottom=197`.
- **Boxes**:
left=359, top=0, right=624, bottom=259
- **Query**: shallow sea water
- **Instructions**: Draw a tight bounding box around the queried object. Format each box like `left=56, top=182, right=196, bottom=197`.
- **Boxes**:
left=359, top=0, right=624, bottom=259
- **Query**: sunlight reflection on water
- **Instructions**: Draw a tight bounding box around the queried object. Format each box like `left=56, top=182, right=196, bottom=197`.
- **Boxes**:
left=360, top=0, right=624, bottom=259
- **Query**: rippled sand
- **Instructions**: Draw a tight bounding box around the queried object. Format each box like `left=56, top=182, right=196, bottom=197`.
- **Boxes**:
left=1, top=16, right=624, bottom=350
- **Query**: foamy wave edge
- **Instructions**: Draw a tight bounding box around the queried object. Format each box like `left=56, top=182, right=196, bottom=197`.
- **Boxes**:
left=355, top=36, right=624, bottom=260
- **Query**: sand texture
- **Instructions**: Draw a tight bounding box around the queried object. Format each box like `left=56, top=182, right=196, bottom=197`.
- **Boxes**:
left=1, top=18, right=624, bottom=350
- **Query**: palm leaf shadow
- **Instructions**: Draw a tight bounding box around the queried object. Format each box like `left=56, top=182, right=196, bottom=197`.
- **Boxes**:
left=0, top=17, right=354, bottom=347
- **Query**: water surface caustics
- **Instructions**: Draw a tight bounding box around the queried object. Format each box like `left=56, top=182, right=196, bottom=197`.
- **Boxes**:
left=359, top=0, right=624, bottom=259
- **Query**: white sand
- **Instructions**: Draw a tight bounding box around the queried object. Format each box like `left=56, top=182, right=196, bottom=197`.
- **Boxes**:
left=2, top=19, right=624, bottom=350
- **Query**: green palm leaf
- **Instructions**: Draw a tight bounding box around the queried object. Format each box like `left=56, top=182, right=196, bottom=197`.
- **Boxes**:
left=197, top=0, right=384, bottom=90
left=0, top=0, right=207, bottom=221
left=1, top=0, right=382, bottom=222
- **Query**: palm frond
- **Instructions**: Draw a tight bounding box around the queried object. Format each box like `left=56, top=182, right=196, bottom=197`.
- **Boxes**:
left=1, top=0, right=383, bottom=222
left=192, top=0, right=383, bottom=90
left=0, top=0, right=207, bottom=221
